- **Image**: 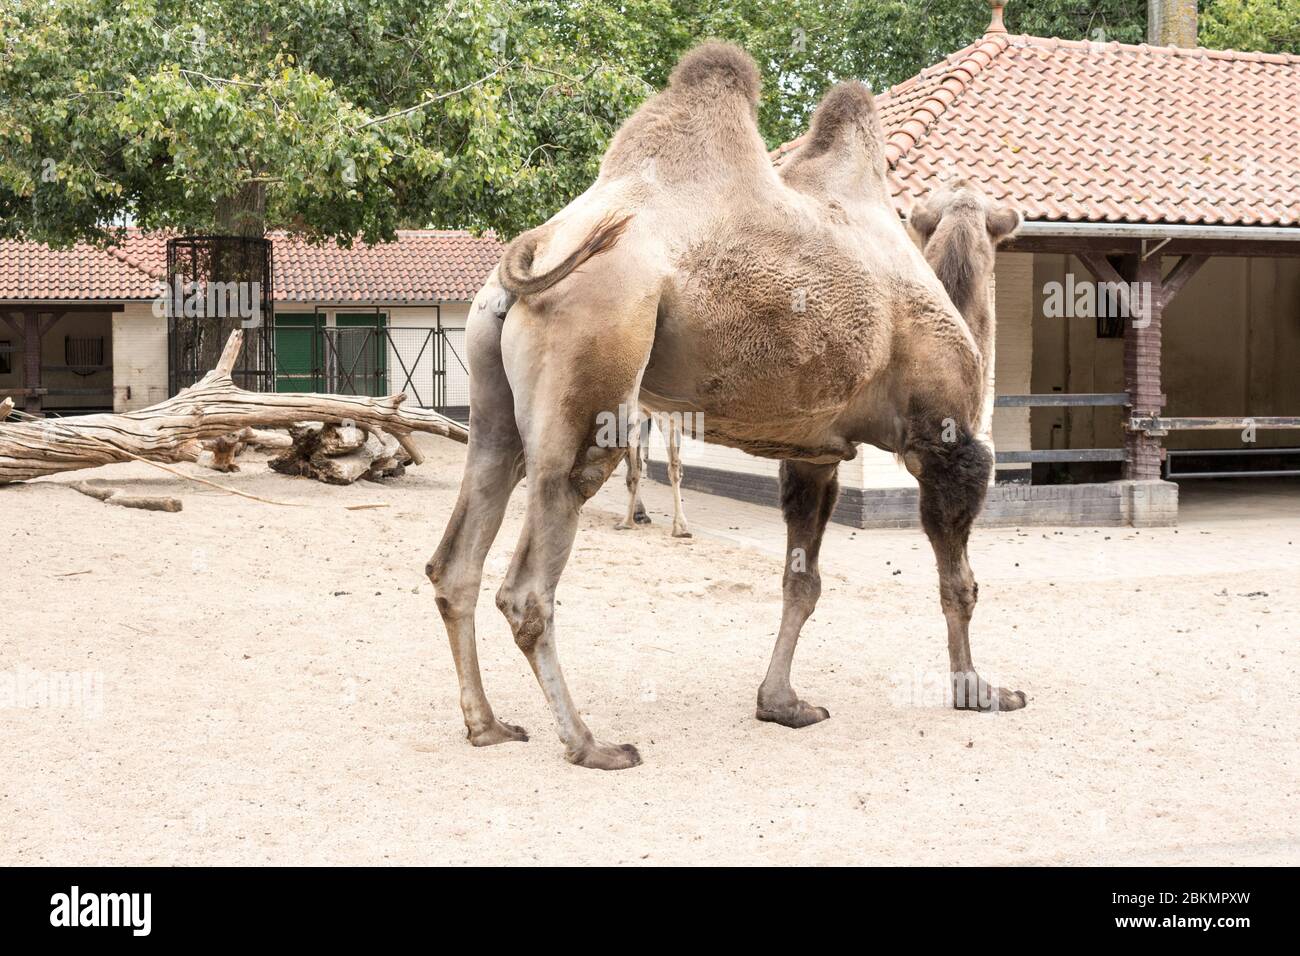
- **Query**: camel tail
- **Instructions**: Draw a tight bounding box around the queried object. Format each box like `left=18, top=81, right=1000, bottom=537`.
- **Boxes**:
left=498, top=212, right=634, bottom=297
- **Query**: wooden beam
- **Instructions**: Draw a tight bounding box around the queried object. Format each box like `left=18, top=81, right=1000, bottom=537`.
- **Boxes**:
left=1003, top=234, right=1300, bottom=258
left=1132, top=415, right=1300, bottom=432
left=0, top=303, right=125, bottom=313
left=39, top=312, right=66, bottom=337
left=995, top=392, right=1129, bottom=407
left=1076, top=253, right=1126, bottom=287
left=0, top=312, right=23, bottom=339
left=996, top=448, right=1126, bottom=464
left=1159, top=254, right=1208, bottom=308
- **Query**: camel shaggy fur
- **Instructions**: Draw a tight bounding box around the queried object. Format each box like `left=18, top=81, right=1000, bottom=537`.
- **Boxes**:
left=428, top=43, right=1026, bottom=770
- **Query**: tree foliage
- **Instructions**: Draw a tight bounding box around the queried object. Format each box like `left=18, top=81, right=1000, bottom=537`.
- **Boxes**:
left=0, top=1, right=1290, bottom=245
left=0, top=0, right=648, bottom=244
left=1203, top=0, right=1300, bottom=53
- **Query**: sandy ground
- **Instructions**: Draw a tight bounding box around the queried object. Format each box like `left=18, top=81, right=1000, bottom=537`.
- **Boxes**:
left=1, top=436, right=1297, bottom=866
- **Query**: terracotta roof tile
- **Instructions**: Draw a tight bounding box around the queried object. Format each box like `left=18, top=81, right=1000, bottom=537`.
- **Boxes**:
left=0, top=230, right=502, bottom=302
left=770, top=33, right=1300, bottom=227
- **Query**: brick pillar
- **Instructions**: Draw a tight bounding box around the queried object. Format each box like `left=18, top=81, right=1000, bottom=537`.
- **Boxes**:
left=23, top=310, right=42, bottom=416
left=1149, top=0, right=1197, bottom=48
left=1124, top=257, right=1163, bottom=480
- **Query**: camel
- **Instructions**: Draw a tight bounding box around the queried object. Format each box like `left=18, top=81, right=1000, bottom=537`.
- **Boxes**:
left=617, top=410, right=691, bottom=537
left=907, top=179, right=1023, bottom=455
left=428, top=42, right=1027, bottom=771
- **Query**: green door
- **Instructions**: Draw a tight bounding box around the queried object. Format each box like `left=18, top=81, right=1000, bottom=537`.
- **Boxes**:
left=273, top=313, right=319, bottom=392
left=332, top=313, right=387, bottom=396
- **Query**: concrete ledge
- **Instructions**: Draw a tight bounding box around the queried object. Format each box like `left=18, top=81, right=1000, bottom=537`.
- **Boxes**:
left=646, top=460, right=1178, bottom=528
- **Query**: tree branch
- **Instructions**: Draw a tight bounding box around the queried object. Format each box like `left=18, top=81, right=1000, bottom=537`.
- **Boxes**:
left=356, top=67, right=505, bottom=129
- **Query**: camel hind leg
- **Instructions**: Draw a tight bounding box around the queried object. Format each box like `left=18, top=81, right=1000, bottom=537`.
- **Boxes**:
left=616, top=415, right=652, bottom=529
left=496, top=294, right=655, bottom=769
left=665, top=413, right=691, bottom=538
left=426, top=284, right=529, bottom=746
left=907, top=421, right=1027, bottom=713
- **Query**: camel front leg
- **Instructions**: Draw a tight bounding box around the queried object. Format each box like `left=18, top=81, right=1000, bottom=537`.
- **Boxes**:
left=756, top=460, right=837, bottom=727
left=911, top=426, right=1027, bottom=713
left=665, top=414, right=692, bottom=538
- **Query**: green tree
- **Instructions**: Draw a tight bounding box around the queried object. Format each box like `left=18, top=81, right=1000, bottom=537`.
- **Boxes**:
left=1203, top=0, right=1300, bottom=53
left=526, top=2, right=1153, bottom=149
left=0, top=0, right=648, bottom=244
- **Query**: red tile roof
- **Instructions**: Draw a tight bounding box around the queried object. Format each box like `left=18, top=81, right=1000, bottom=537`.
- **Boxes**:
left=0, top=230, right=503, bottom=302
left=770, top=32, right=1300, bottom=227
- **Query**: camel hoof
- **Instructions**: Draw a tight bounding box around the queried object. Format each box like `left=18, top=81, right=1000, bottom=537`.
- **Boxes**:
left=952, top=677, right=1027, bottom=713
left=634, top=510, right=652, bottom=525
left=568, top=740, right=642, bottom=770
left=468, top=720, right=529, bottom=747
left=756, top=700, right=830, bottom=728
left=614, top=520, right=635, bottom=531
left=671, top=528, right=693, bottom=538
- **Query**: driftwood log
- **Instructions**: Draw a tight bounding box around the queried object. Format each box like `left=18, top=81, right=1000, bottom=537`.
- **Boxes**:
left=269, top=423, right=413, bottom=485
left=181, top=426, right=295, bottom=473
left=70, top=480, right=183, bottom=513
left=0, top=330, right=467, bottom=484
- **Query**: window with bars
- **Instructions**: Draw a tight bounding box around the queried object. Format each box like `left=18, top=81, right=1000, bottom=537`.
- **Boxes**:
left=65, top=335, right=106, bottom=375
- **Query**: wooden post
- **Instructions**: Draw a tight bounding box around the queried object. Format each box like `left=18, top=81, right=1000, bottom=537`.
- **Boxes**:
left=23, top=311, right=41, bottom=416
left=1124, top=257, right=1164, bottom=480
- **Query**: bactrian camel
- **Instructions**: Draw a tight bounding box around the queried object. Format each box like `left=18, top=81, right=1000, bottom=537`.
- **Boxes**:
left=429, top=43, right=1027, bottom=770
left=907, top=178, right=1023, bottom=456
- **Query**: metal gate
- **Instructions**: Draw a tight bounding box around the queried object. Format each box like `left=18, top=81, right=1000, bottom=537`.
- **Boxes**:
left=166, top=236, right=274, bottom=393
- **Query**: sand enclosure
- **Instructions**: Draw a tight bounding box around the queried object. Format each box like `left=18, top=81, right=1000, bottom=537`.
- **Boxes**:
left=1, top=436, right=1296, bottom=865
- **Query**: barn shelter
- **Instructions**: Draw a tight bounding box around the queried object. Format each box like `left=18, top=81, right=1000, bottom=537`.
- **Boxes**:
left=730, top=0, right=1300, bottom=528
left=0, top=230, right=501, bottom=423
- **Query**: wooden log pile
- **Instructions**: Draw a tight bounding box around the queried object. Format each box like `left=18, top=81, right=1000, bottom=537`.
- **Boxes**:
left=268, top=423, right=413, bottom=485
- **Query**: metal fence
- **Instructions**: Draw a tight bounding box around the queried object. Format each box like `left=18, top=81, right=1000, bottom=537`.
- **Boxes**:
left=255, top=324, right=469, bottom=418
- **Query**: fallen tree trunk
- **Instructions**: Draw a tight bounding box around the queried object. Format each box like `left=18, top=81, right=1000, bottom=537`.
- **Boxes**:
left=0, top=330, right=467, bottom=484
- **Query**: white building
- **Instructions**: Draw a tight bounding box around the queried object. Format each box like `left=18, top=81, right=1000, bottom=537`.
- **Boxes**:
left=0, top=230, right=500, bottom=422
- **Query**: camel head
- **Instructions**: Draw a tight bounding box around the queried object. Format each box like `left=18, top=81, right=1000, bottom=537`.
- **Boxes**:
left=907, top=180, right=1021, bottom=317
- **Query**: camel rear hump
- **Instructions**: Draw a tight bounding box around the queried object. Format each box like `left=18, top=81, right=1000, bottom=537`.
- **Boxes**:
left=779, top=82, right=889, bottom=204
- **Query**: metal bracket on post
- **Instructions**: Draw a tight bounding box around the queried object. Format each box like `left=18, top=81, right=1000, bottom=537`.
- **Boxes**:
left=1128, top=415, right=1168, bottom=437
